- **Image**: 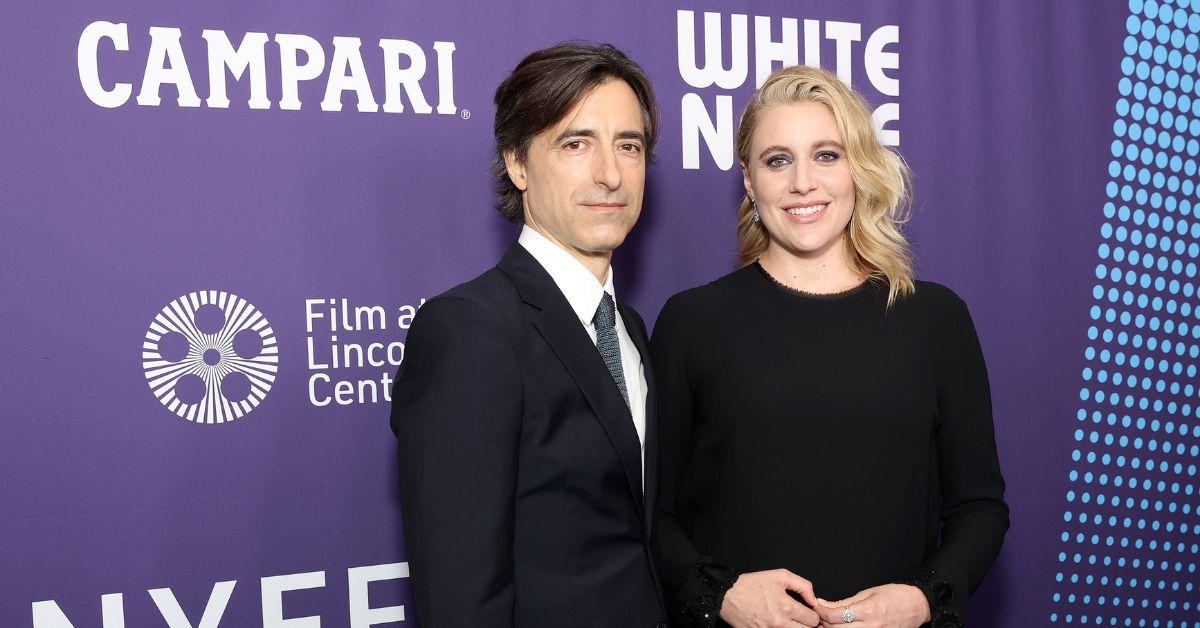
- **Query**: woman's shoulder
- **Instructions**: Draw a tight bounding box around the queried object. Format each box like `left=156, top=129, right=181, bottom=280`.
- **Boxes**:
left=897, top=279, right=975, bottom=327
left=662, top=266, right=756, bottom=310
left=655, top=266, right=756, bottom=331
left=905, top=279, right=968, bottom=308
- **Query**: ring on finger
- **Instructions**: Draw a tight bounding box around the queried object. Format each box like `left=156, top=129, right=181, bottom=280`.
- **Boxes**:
left=840, top=606, right=857, bottom=623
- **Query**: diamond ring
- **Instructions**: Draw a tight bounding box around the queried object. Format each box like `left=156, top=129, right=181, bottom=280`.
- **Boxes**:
left=841, top=606, right=857, bottom=623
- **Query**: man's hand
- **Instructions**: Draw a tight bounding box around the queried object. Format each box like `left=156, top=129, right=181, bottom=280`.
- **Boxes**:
left=719, top=569, right=821, bottom=627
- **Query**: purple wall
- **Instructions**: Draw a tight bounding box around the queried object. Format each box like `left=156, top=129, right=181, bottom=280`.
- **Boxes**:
left=3, top=1, right=1194, bottom=625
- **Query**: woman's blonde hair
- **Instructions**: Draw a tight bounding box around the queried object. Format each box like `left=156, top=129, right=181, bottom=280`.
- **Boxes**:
left=736, top=64, right=914, bottom=305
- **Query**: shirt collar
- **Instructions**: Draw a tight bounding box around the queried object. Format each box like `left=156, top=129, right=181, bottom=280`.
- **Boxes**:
left=518, top=225, right=616, bottom=325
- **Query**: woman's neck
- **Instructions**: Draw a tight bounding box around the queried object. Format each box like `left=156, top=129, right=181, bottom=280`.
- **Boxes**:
left=758, top=239, right=864, bottom=294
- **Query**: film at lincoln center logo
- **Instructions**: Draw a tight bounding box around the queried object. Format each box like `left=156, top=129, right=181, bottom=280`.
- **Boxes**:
left=142, top=291, right=278, bottom=423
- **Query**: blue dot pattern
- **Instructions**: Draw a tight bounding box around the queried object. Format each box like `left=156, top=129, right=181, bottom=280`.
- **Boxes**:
left=1053, top=1, right=1200, bottom=625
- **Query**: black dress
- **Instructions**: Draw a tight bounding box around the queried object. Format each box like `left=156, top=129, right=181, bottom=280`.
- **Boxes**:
left=651, top=263, right=1009, bottom=627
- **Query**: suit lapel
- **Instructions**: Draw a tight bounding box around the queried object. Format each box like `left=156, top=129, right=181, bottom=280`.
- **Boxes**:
left=620, top=302, right=658, bottom=537
left=498, top=244, right=646, bottom=518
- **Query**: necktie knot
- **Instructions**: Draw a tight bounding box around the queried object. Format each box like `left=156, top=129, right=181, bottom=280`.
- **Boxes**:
left=593, top=292, right=617, bottom=330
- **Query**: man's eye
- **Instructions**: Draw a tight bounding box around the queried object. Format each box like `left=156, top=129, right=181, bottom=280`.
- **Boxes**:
left=620, top=143, right=642, bottom=154
left=564, top=140, right=584, bottom=150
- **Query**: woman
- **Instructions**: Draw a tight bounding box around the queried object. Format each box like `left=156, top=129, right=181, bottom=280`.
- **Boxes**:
left=652, top=65, right=1009, bottom=628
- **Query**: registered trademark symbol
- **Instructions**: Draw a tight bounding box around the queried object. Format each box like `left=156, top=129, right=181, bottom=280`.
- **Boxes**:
left=460, top=109, right=471, bottom=120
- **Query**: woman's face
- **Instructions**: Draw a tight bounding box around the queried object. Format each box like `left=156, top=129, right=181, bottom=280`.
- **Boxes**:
left=743, top=101, right=856, bottom=263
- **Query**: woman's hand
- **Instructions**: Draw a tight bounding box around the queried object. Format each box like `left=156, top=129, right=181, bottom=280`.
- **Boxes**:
left=813, top=584, right=930, bottom=628
left=719, top=569, right=821, bottom=627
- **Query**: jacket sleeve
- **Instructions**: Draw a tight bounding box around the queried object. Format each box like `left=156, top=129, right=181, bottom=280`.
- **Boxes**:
left=390, top=294, right=522, bottom=627
left=902, top=292, right=1010, bottom=626
left=651, top=296, right=739, bottom=627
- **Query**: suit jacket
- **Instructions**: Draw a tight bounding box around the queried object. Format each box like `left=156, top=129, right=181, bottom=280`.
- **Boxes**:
left=391, top=243, right=667, bottom=627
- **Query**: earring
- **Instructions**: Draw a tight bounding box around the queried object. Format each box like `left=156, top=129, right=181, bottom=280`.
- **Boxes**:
left=751, top=199, right=760, bottom=223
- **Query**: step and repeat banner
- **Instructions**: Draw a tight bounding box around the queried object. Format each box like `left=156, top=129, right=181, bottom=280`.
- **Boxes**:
left=2, top=0, right=1198, bottom=625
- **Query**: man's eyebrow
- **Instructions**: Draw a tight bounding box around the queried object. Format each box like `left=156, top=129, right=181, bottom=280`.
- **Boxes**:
left=552, top=128, right=646, bottom=144
left=553, top=127, right=597, bottom=143
left=616, top=130, right=646, bottom=143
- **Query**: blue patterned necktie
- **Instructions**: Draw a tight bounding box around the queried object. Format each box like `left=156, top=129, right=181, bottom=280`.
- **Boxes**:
left=593, top=292, right=630, bottom=408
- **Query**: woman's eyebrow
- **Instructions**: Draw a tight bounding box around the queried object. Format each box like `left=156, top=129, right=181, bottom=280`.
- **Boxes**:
left=758, top=145, right=792, bottom=159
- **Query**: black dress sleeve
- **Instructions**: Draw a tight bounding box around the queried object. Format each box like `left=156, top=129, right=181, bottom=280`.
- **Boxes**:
left=651, top=296, right=740, bottom=627
left=390, top=295, right=522, bottom=627
left=902, top=291, right=1010, bottom=626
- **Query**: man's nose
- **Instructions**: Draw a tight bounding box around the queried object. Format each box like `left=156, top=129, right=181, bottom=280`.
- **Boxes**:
left=592, top=145, right=622, bottom=190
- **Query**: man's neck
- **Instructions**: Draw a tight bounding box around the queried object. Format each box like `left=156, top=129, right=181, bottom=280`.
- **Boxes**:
left=525, top=224, right=612, bottom=285
left=572, top=250, right=613, bottom=285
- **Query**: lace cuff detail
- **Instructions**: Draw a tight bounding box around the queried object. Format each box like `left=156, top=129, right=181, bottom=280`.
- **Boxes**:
left=681, top=557, right=739, bottom=627
left=897, top=567, right=962, bottom=628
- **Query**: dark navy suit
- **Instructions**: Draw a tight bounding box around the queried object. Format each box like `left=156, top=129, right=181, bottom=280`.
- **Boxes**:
left=391, top=243, right=666, bottom=627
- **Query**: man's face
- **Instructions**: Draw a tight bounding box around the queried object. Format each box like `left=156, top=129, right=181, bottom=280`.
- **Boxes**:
left=506, top=79, right=647, bottom=264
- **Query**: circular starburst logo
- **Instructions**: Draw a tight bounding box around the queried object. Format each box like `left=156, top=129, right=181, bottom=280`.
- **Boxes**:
left=142, top=291, right=278, bottom=423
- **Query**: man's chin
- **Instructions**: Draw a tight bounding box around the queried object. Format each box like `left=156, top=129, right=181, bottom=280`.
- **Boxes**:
left=579, top=229, right=634, bottom=254
left=588, top=215, right=638, bottom=240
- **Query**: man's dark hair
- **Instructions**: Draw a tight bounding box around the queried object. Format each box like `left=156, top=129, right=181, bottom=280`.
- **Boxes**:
left=490, top=42, right=660, bottom=223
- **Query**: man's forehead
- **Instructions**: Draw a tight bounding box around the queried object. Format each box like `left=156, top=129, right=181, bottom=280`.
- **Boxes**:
left=544, top=80, right=644, bottom=138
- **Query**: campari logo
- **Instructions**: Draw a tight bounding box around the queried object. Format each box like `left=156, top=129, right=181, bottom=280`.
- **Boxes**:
left=142, top=291, right=278, bottom=423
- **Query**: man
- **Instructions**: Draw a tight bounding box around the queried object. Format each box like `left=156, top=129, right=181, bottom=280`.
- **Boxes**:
left=390, top=43, right=666, bottom=627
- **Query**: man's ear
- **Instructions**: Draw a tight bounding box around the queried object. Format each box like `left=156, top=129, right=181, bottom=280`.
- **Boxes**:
left=503, top=149, right=527, bottom=192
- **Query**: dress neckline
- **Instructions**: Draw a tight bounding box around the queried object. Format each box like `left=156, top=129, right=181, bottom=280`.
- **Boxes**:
left=753, top=261, right=871, bottom=301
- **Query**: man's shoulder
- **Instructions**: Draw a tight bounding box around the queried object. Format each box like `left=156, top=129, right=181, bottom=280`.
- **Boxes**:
left=441, top=265, right=519, bottom=302
left=415, top=265, right=521, bottom=331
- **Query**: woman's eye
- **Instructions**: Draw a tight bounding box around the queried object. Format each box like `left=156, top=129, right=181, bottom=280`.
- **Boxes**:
left=815, top=151, right=840, bottom=162
left=765, top=155, right=790, bottom=168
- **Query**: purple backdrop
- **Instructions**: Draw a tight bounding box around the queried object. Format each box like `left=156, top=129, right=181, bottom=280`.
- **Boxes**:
left=2, top=0, right=1194, bottom=625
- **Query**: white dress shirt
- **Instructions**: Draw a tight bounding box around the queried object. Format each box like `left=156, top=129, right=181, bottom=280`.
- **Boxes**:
left=518, top=226, right=648, bottom=476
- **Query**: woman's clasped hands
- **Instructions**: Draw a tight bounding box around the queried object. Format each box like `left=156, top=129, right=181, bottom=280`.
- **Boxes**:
left=721, top=572, right=930, bottom=628
left=719, top=569, right=821, bottom=627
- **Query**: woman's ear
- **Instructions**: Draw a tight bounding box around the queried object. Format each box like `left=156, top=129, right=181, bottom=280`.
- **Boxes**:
left=741, top=161, right=753, bottom=201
